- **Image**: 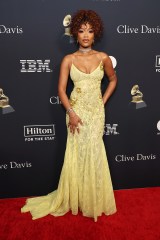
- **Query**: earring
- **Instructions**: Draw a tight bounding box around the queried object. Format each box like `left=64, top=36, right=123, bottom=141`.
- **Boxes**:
left=92, top=39, right=95, bottom=44
left=77, top=39, right=79, bottom=44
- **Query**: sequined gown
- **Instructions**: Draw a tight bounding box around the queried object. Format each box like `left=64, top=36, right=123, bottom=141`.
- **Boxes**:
left=21, top=60, right=117, bottom=222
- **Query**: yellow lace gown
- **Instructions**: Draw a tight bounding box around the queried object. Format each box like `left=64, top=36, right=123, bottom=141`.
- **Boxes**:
left=21, top=60, right=117, bottom=222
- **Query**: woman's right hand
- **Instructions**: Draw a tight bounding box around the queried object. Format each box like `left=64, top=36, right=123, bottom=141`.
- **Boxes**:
left=68, top=111, right=83, bottom=134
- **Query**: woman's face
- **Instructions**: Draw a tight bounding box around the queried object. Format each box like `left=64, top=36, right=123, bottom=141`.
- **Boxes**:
left=77, top=22, right=94, bottom=48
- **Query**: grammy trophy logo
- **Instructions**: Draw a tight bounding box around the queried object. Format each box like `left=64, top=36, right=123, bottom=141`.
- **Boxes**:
left=129, top=85, right=147, bottom=109
left=62, top=14, right=74, bottom=43
left=157, top=121, right=160, bottom=135
left=0, top=88, right=15, bottom=114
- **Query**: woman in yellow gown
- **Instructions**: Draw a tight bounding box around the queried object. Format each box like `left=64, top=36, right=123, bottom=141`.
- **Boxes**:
left=21, top=9, right=117, bottom=222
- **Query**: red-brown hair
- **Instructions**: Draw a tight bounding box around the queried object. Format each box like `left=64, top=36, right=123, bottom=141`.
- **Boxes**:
left=70, top=9, right=104, bottom=41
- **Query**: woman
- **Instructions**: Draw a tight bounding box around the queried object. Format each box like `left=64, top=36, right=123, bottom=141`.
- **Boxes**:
left=21, top=9, right=117, bottom=222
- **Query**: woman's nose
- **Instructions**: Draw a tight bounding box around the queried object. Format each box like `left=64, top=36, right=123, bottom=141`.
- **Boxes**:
left=84, top=31, right=88, bottom=37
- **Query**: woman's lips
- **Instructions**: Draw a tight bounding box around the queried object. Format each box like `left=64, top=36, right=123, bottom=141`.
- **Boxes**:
left=83, top=39, right=89, bottom=43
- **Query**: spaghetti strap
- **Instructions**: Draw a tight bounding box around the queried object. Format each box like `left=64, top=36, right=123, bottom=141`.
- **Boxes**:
left=71, top=54, right=75, bottom=64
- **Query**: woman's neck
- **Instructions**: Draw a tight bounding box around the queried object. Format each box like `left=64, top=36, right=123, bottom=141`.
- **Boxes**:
left=79, top=46, right=92, bottom=53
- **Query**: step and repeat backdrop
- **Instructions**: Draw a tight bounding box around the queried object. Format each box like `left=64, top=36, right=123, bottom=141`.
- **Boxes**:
left=0, top=0, right=160, bottom=198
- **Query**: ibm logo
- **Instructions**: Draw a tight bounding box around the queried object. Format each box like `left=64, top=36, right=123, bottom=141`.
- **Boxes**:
left=20, top=60, right=52, bottom=72
left=104, top=124, right=119, bottom=135
left=155, top=56, right=160, bottom=72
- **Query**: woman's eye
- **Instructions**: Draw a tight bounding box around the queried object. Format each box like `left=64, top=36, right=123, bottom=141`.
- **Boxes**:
left=78, top=30, right=83, bottom=33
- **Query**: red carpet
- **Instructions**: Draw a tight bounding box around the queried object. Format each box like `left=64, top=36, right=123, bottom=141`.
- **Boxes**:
left=0, top=187, right=160, bottom=240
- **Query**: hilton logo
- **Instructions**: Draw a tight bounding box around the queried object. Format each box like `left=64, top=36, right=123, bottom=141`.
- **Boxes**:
left=104, top=124, right=119, bottom=135
left=155, top=56, right=160, bottom=72
left=20, top=60, right=52, bottom=72
left=24, top=124, right=55, bottom=142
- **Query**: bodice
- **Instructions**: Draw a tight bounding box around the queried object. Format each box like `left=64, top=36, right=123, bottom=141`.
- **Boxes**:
left=70, top=60, right=104, bottom=86
left=69, top=61, right=104, bottom=111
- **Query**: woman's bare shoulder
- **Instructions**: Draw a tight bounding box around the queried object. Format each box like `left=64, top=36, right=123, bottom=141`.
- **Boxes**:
left=99, top=51, right=110, bottom=60
left=60, top=53, right=76, bottom=68
left=98, top=52, right=113, bottom=67
left=61, top=54, right=72, bottom=63
left=93, top=50, right=109, bottom=62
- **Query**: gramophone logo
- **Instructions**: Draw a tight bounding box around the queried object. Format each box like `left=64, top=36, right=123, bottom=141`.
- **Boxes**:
left=155, top=55, right=160, bottom=72
left=129, top=85, right=147, bottom=109
left=157, top=121, right=160, bottom=135
left=62, top=14, right=74, bottom=44
left=0, top=88, right=15, bottom=114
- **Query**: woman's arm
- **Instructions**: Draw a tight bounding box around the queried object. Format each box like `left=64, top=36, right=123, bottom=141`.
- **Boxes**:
left=101, top=53, right=117, bottom=105
left=58, top=55, right=83, bottom=134
left=58, top=55, right=73, bottom=111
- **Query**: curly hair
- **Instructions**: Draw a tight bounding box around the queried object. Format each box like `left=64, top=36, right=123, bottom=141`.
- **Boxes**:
left=70, top=9, right=104, bottom=41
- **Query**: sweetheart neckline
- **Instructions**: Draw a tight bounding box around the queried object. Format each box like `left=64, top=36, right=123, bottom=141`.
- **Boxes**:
left=71, top=60, right=103, bottom=75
